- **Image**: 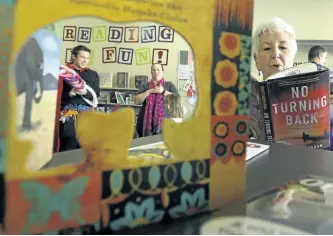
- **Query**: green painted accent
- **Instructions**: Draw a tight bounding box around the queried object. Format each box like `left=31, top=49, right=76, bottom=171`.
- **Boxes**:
left=135, top=48, right=151, bottom=66
left=92, top=26, right=107, bottom=42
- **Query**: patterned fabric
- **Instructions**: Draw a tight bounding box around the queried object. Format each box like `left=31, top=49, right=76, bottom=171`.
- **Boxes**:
left=53, top=73, right=64, bottom=153
left=53, top=64, right=91, bottom=153
left=59, top=64, right=87, bottom=95
left=59, top=104, right=91, bottom=123
left=143, top=79, right=165, bottom=136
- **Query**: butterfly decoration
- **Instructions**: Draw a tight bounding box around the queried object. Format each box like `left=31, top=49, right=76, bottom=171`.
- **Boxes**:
left=19, top=176, right=89, bottom=234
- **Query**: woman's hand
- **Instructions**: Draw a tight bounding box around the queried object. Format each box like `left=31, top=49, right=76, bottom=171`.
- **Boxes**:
left=134, top=86, right=165, bottom=105
left=153, top=86, right=165, bottom=94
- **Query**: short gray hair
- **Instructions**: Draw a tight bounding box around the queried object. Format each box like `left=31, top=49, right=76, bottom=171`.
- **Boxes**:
left=252, top=17, right=297, bottom=59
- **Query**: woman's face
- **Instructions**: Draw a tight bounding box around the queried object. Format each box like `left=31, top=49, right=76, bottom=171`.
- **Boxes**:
left=255, top=30, right=294, bottom=79
left=151, top=64, right=163, bottom=81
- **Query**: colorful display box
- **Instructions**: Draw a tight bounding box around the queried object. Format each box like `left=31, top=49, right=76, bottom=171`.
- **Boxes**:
left=0, top=0, right=253, bottom=234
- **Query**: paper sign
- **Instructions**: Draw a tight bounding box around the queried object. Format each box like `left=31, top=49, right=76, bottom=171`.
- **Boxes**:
left=183, top=80, right=191, bottom=91
left=178, top=65, right=190, bottom=80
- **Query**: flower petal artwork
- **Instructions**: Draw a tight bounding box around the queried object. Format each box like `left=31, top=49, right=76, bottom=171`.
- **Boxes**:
left=219, top=32, right=241, bottom=59
left=168, top=188, right=208, bottom=219
left=110, top=197, right=165, bottom=231
left=214, top=60, right=238, bottom=88
left=213, top=91, right=239, bottom=116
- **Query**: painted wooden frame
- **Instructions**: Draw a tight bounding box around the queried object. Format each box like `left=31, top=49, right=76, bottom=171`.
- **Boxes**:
left=0, top=0, right=253, bottom=234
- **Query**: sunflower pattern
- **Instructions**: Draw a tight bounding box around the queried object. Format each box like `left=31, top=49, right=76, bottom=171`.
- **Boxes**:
left=213, top=91, right=238, bottom=116
left=219, top=32, right=241, bottom=59
left=212, top=32, right=251, bottom=116
left=211, top=4, right=252, bottom=165
left=214, top=60, right=238, bottom=88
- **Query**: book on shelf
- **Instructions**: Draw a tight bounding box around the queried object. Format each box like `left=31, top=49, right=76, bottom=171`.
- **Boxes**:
left=115, top=92, right=125, bottom=104
left=99, top=72, right=113, bottom=88
left=116, top=72, right=130, bottom=88
left=134, top=75, right=148, bottom=88
left=250, top=63, right=331, bottom=149
left=98, top=91, right=110, bottom=103
left=109, top=91, right=117, bottom=103
left=114, top=91, right=135, bottom=105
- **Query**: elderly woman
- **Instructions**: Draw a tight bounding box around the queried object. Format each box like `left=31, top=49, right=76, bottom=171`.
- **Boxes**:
left=252, top=17, right=297, bottom=80
left=250, top=17, right=298, bottom=141
left=250, top=17, right=333, bottom=150
left=134, top=63, right=178, bottom=137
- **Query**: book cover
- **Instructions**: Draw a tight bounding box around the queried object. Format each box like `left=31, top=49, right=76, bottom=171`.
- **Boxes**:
left=109, top=91, right=117, bottom=103
left=247, top=175, right=333, bottom=234
left=14, top=29, right=61, bottom=171
left=116, top=72, right=130, bottom=88
left=266, top=62, right=318, bottom=80
left=125, top=74, right=130, bottom=88
left=115, top=92, right=125, bottom=104
left=134, top=75, right=148, bottom=89
left=267, top=70, right=330, bottom=149
left=116, top=72, right=125, bottom=88
left=99, top=72, right=113, bottom=88
left=249, top=78, right=263, bottom=140
left=98, top=91, right=110, bottom=103
left=250, top=63, right=331, bottom=149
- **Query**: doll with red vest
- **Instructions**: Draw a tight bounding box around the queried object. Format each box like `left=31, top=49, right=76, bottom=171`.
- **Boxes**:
left=53, top=45, right=100, bottom=152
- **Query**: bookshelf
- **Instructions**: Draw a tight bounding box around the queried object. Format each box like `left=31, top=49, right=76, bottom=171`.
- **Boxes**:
left=101, top=87, right=139, bottom=92
left=99, top=102, right=142, bottom=107
left=97, top=73, right=149, bottom=122
left=97, top=87, right=142, bottom=114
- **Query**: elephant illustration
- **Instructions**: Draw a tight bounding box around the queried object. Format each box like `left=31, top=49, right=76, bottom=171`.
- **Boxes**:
left=15, top=37, right=44, bottom=132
